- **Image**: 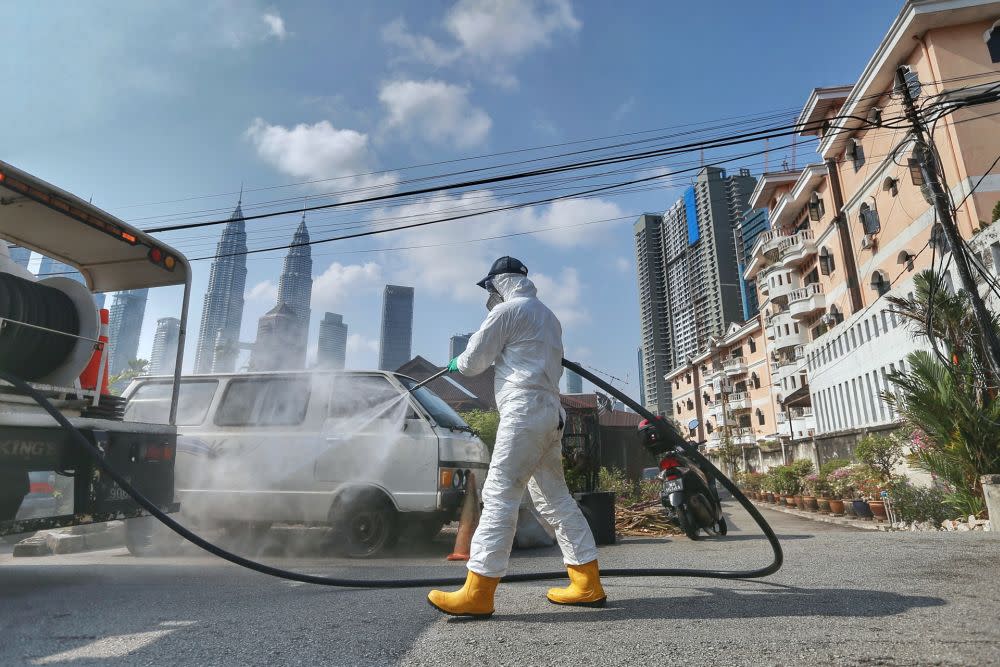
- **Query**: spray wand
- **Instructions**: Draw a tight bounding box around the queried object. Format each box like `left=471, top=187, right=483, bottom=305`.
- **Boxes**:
left=407, top=366, right=449, bottom=393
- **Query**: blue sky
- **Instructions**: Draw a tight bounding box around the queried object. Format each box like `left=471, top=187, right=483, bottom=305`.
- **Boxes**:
left=2, top=1, right=902, bottom=401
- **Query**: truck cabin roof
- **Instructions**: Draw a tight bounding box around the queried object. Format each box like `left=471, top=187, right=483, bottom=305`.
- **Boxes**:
left=0, top=159, right=189, bottom=292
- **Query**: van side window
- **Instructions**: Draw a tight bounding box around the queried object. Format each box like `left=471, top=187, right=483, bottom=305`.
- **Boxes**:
left=327, top=375, right=399, bottom=418
left=124, top=380, right=218, bottom=425
left=215, top=378, right=311, bottom=426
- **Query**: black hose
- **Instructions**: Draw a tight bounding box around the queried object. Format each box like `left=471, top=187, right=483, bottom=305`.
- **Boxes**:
left=0, top=363, right=781, bottom=588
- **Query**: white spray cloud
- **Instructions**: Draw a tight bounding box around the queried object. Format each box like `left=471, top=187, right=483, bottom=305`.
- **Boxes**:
left=379, top=79, right=492, bottom=148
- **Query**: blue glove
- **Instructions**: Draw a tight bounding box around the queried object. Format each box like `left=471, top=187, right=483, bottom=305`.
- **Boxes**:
left=447, top=358, right=460, bottom=373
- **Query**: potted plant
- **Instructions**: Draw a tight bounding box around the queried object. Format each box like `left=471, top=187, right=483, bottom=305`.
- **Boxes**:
left=790, top=459, right=813, bottom=510
left=827, top=467, right=853, bottom=516
left=848, top=465, right=878, bottom=519
left=802, top=473, right=821, bottom=511
left=855, top=432, right=904, bottom=522
left=814, top=474, right=832, bottom=513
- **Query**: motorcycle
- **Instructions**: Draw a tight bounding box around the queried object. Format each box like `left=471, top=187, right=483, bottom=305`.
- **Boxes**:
left=638, top=417, right=727, bottom=540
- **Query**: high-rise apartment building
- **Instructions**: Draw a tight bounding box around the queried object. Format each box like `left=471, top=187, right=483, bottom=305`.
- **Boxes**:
left=449, top=333, right=472, bottom=359
left=276, top=215, right=313, bottom=368
left=318, top=312, right=348, bottom=369
left=149, top=317, right=180, bottom=375
left=378, top=285, right=414, bottom=371
left=565, top=369, right=583, bottom=394
left=194, top=200, right=247, bottom=374
left=734, top=206, right=770, bottom=320
left=637, top=347, right=645, bottom=407
left=634, top=167, right=757, bottom=415
left=634, top=213, right=670, bottom=415
left=107, top=289, right=148, bottom=377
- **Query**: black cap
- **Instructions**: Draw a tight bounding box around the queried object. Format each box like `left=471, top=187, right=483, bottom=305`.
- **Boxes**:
left=477, top=256, right=528, bottom=289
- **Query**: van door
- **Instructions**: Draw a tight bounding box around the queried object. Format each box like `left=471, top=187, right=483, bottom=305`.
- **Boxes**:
left=314, top=375, right=437, bottom=513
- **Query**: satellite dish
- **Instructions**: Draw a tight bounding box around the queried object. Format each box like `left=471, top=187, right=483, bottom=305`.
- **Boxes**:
left=687, top=418, right=700, bottom=430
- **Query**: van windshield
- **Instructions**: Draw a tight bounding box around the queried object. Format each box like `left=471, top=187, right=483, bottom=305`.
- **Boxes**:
left=124, top=380, right=218, bottom=425
left=396, top=377, right=471, bottom=431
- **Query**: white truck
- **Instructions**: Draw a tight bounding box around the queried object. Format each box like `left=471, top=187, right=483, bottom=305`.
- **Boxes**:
left=0, top=159, right=189, bottom=540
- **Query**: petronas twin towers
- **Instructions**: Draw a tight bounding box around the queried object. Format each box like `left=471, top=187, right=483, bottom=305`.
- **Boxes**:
left=194, top=199, right=313, bottom=374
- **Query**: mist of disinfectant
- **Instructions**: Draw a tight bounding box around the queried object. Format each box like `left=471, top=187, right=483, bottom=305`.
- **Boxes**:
left=148, top=372, right=423, bottom=557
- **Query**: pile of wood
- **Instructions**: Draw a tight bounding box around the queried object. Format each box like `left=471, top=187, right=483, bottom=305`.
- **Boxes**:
left=615, top=499, right=681, bottom=537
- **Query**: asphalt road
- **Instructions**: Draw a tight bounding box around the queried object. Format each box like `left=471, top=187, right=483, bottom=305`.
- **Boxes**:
left=2, top=504, right=998, bottom=666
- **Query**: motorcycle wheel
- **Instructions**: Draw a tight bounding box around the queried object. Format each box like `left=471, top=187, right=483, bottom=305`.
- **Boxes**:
left=717, top=516, right=728, bottom=536
left=676, top=509, right=701, bottom=540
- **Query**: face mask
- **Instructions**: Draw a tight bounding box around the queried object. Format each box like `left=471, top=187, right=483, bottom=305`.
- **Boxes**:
left=486, top=287, right=503, bottom=312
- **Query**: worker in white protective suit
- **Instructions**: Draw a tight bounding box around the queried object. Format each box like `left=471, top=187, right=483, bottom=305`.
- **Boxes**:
left=427, top=256, right=605, bottom=618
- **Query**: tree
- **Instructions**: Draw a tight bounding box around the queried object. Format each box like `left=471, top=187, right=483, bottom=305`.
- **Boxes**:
left=717, top=440, right=743, bottom=478
left=854, top=432, right=904, bottom=483
left=459, top=410, right=500, bottom=453
left=108, top=358, right=149, bottom=395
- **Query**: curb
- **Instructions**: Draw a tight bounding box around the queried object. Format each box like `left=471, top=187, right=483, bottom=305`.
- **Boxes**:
left=13, top=521, right=125, bottom=558
left=752, top=501, right=887, bottom=531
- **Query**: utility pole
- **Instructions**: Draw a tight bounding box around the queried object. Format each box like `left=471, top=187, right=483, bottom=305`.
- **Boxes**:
left=896, top=66, right=1000, bottom=382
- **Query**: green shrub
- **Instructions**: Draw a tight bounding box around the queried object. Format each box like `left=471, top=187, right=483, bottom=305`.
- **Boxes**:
left=459, top=410, right=500, bottom=453
left=819, top=458, right=852, bottom=477
left=855, top=432, right=904, bottom=482
left=888, top=479, right=954, bottom=525
left=598, top=467, right=637, bottom=505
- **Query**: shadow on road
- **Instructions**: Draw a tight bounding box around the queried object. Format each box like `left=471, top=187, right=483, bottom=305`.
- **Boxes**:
left=496, top=586, right=946, bottom=623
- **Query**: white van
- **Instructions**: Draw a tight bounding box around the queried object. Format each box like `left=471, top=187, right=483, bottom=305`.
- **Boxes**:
left=122, top=370, right=490, bottom=556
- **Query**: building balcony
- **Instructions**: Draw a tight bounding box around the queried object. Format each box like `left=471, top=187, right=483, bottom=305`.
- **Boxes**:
left=743, top=231, right=786, bottom=280
left=723, top=357, right=747, bottom=377
left=711, top=376, right=732, bottom=394
left=788, top=283, right=826, bottom=320
left=726, top=391, right=751, bottom=411
left=762, top=269, right=800, bottom=303
left=707, top=402, right=723, bottom=421
left=777, top=230, right=817, bottom=268
left=768, top=311, right=808, bottom=350
left=731, top=427, right=756, bottom=446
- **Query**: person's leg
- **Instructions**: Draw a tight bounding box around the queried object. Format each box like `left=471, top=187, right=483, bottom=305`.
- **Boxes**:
left=428, top=416, right=545, bottom=617
left=467, top=418, right=547, bottom=578
left=528, top=430, right=605, bottom=606
left=527, top=430, right=598, bottom=567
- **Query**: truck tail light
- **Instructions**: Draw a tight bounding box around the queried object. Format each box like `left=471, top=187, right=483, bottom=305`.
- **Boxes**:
left=143, top=443, right=175, bottom=462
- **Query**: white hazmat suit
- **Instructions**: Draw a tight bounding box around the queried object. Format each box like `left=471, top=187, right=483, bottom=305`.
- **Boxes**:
left=456, top=273, right=598, bottom=579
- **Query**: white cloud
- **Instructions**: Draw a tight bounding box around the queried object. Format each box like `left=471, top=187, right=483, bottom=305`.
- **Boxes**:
left=347, top=333, right=380, bottom=369
left=383, top=0, right=581, bottom=86
left=614, top=257, right=631, bottom=273
left=311, top=261, right=383, bottom=311
left=379, top=79, right=492, bottom=148
left=376, top=189, right=619, bottom=307
left=245, top=118, right=397, bottom=193
left=246, top=279, right=278, bottom=302
left=262, top=12, right=287, bottom=40
left=531, top=268, right=588, bottom=327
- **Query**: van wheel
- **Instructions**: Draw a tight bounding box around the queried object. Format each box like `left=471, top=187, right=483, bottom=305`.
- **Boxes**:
left=334, top=495, right=398, bottom=558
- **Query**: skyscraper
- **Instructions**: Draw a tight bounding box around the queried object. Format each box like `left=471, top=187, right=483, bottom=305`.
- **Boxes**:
left=449, top=333, right=472, bottom=359
left=37, top=255, right=106, bottom=309
left=149, top=317, right=181, bottom=375
left=565, top=369, right=583, bottom=394
left=378, top=285, right=414, bottom=371
left=249, top=303, right=300, bottom=371
left=634, top=167, right=757, bottom=415
left=276, top=215, right=313, bottom=368
left=194, top=200, right=248, bottom=373
left=637, top=347, right=646, bottom=407
left=318, top=312, right=348, bottom=369
left=734, top=207, right=770, bottom=320
left=107, top=289, right=149, bottom=377
left=634, top=213, right=671, bottom=415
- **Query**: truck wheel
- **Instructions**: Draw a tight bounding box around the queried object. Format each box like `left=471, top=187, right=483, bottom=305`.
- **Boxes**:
left=125, top=516, right=181, bottom=557
left=333, top=494, right=398, bottom=558
left=405, top=517, right=446, bottom=543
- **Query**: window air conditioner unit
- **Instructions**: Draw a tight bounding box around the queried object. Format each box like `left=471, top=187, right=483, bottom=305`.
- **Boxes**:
left=860, top=234, right=875, bottom=250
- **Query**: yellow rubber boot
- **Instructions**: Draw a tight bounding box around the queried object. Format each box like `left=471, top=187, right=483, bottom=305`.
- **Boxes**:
left=546, top=560, right=607, bottom=607
left=427, top=571, right=499, bottom=618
